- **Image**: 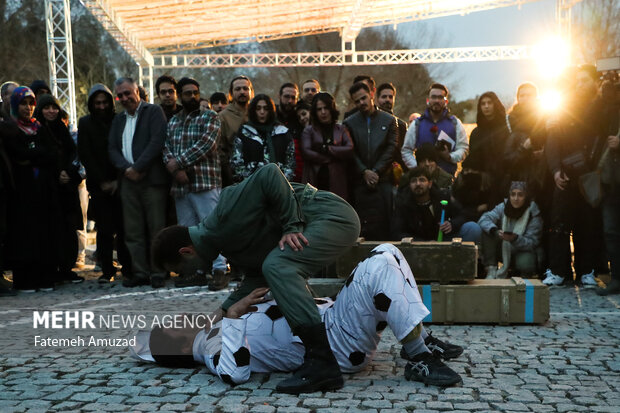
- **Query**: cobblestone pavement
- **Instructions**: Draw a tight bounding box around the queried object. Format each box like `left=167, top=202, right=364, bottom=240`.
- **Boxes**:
left=1, top=270, right=619, bottom=413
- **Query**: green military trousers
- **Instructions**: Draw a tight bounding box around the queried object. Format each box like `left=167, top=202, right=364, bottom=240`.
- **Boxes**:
left=223, top=189, right=360, bottom=331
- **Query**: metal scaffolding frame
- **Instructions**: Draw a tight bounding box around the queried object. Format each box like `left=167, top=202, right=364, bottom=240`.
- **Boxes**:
left=153, top=45, right=533, bottom=69
left=46, top=0, right=582, bottom=126
left=44, top=0, right=77, bottom=128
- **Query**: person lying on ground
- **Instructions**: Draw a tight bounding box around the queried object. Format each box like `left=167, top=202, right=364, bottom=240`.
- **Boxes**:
left=130, top=244, right=464, bottom=389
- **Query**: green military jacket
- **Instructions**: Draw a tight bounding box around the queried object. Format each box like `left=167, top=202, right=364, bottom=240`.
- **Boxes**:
left=188, top=164, right=308, bottom=271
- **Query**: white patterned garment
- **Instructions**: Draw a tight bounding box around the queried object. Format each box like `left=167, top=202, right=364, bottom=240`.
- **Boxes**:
left=130, top=244, right=429, bottom=384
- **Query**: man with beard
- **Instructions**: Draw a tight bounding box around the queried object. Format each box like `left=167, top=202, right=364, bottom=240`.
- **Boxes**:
left=344, top=75, right=377, bottom=120
left=377, top=82, right=408, bottom=171
left=543, top=65, right=605, bottom=288
left=393, top=166, right=480, bottom=242
left=276, top=83, right=299, bottom=126
left=344, top=82, right=397, bottom=240
left=401, top=83, right=468, bottom=176
left=156, top=75, right=181, bottom=122
left=163, top=77, right=227, bottom=288
left=108, top=77, right=169, bottom=288
left=503, top=82, right=547, bottom=195
left=300, top=79, right=320, bottom=105
left=77, top=84, right=132, bottom=283
left=276, top=83, right=303, bottom=181
left=219, top=76, right=253, bottom=187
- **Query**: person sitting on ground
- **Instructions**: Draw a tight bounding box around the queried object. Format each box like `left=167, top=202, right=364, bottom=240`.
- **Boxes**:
left=230, top=94, right=295, bottom=182
left=477, top=181, right=542, bottom=279
left=130, top=243, right=464, bottom=388
left=393, top=166, right=481, bottom=242
left=150, top=163, right=360, bottom=394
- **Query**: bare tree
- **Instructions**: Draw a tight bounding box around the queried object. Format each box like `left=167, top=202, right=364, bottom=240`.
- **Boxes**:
left=573, top=0, right=620, bottom=63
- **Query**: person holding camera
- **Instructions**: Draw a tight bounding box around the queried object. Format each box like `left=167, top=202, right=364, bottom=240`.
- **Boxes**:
left=543, top=65, right=606, bottom=287
left=401, top=83, right=469, bottom=176
left=478, top=181, right=543, bottom=279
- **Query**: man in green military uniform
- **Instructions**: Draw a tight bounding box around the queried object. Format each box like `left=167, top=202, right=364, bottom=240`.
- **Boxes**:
left=152, top=163, right=360, bottom=393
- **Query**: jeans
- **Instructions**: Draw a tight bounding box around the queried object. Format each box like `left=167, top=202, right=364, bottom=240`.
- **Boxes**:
left=175, top=188, right=227, bottom=272
left=454, top=221, right=482, bottom=243
left=602, top=189, right=620, bottom=282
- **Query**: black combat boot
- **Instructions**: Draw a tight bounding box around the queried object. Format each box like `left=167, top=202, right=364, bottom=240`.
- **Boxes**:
left=276, top=322, right=344, bottom=394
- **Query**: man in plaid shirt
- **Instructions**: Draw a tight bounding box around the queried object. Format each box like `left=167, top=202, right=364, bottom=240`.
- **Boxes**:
left=163, top=77, right=228, bottom=288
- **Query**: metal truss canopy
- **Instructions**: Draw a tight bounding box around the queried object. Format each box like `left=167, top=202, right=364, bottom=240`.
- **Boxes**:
left=153, top=46, right=533, bottom=68
left=45, top=0, right=77, bottom=128
left=82, top=0, right=543, bottom=54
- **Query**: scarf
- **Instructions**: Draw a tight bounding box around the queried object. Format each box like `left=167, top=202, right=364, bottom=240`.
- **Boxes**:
left=496, top=202, right=532, bottom=278
left=10, top=86, right=40, bottom=135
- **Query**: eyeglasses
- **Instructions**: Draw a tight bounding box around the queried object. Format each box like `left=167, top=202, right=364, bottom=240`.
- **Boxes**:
left=182, top=90, right=200, bottom=97
left=159, top=88, right=176, bottom=95
left=429, top=95, right=447, bottom=101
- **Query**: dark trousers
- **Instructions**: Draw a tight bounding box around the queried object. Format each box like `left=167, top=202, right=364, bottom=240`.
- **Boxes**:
left=120, top=178, right=167, bottom=280
left=353, top=180, right=393, bottom=241
left=92, top=191, right=131, bottom=277
left=57, top=211, right=78, bottom=275
left=481, top=232, right=537, bottom=274
left=602, top=189, right=620, bottom=281
left=548, top=184, right=602, bottom=279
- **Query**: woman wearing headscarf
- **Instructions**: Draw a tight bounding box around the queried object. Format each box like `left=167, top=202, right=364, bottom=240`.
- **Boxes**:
left=230, top=94, right=295, bottom=182
left=462, top=91, right=510, bottom=209
left=34, top=94, right=83, bottom=284
left=301, top=92, right=354, bottom=201
left=477, top=181, right=543, bottom=279
left=0, top=87, right=59, bottom=291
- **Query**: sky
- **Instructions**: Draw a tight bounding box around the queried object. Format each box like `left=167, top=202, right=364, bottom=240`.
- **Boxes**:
left=397, top=0, right=560, bottom=102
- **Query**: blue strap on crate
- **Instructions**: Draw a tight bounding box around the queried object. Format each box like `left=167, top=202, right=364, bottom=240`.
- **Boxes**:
left=422, top=285, right=432, bottom=322
left=523, top=279, right=534, bottom=323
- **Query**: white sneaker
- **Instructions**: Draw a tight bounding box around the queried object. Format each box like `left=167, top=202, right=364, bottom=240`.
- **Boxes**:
left=542, top=269, right=564, bottom=286
left=580, top=270, right=598, bottom=288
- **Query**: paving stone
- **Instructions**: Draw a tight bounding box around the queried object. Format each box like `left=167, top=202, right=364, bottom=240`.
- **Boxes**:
left=302, top=398, right=330, bottom=408
left=425, top=401, right=453, bottom=410
left=70, top=392, right=106, bottom=402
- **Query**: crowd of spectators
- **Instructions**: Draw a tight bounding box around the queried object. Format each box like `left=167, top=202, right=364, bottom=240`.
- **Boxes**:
left=0, top=65, right=618, bottom=296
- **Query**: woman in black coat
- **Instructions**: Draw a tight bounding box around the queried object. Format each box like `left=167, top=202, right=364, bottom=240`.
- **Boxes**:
left=1, top=87, right=60, bottom=291
left=461, top=91, right=510, bottom=214
left=34, top=94, right=84, bottom=284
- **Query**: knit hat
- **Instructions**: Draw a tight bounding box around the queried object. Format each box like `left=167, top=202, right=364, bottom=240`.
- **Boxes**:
left=509, top=181, right=527, bottom=192
left=10, top=86, right=36, bottom=118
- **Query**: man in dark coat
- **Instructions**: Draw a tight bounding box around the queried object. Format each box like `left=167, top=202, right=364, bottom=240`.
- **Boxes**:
left=78, top=83, right=131, bottom=283
left=108, top=77, right=169, bottom=288
left=344, top=82, right=397, bottom=240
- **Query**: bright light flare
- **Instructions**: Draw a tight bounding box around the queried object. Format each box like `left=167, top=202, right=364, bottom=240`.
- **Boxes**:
left=539, top=90, right=563, bottom=112
left=533, top=37, right=571, bottom=79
